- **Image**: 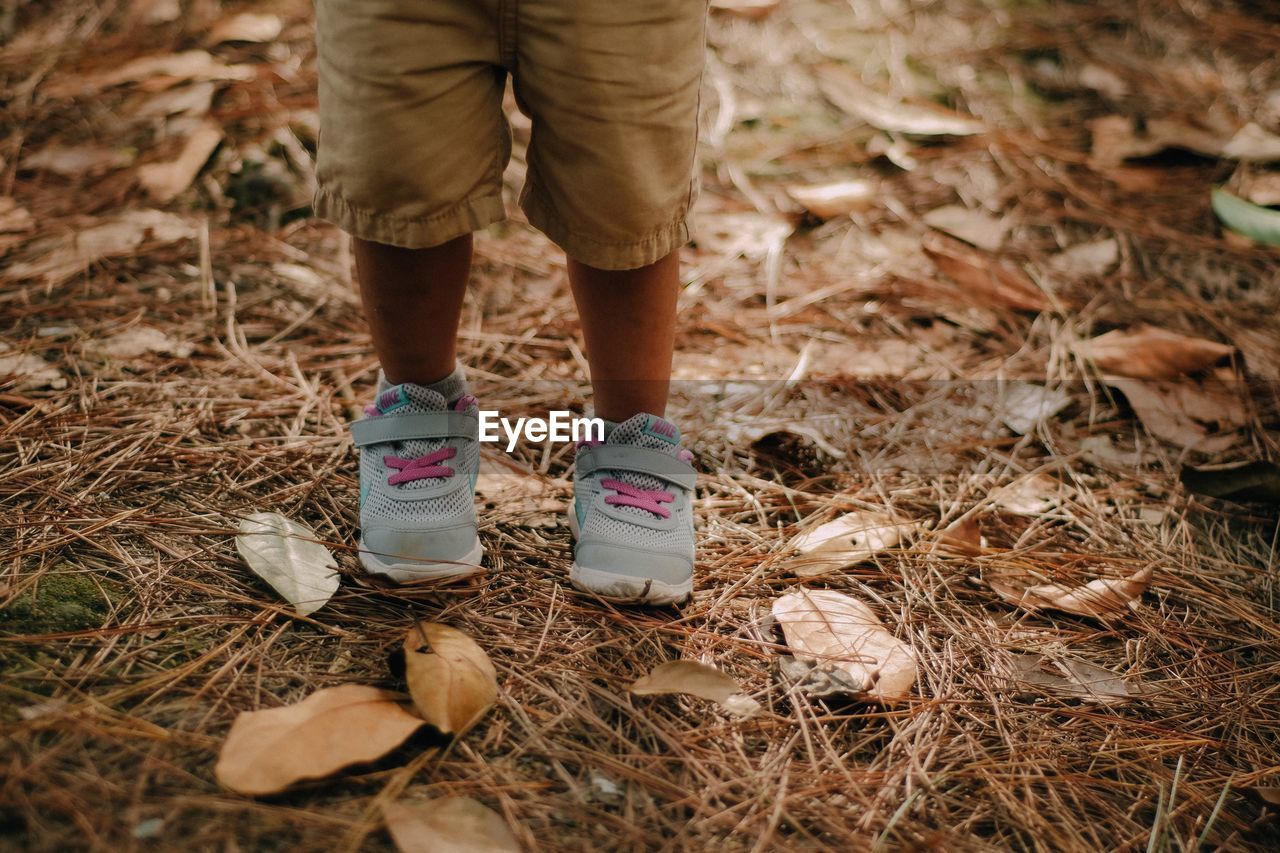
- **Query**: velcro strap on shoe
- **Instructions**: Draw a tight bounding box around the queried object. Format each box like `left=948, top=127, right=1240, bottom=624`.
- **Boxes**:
left=350, top=412, right=478, bottom=447
left=576, top=445, right=696, bottom=490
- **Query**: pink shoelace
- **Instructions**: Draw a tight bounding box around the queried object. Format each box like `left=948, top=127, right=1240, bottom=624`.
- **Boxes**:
left=384, top=447, right=456, bottom=485
left=602, top=478, right=675, bottom=519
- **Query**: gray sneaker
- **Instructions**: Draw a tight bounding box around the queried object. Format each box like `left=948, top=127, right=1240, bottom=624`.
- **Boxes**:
left=350, top=383, right=483, bottom=581
left=569, top=413, right=696, bottom=605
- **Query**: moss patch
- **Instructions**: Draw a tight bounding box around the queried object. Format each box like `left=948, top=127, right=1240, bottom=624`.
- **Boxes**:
left=1, top=566, right=119, bottom=635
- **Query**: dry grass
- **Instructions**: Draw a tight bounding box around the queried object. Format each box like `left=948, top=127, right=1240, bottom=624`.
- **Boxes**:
left=3, top=0, right=1280, bottom=850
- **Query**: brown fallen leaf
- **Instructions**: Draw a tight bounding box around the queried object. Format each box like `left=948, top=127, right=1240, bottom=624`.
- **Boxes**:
left=1000, top=382, right=1073, bottom=435
left=1107, top=374, right=1248, bottom=454
left=0, top=198, right=35, bottom=235
left=923, top=235, right=1051, bottom=314
left=3, top=209, right=196, bottom=286
left=986, top=565, right=1153, bottom=618
left=23, top=144, right=135, bottom=178
left=401, top=622, right=497, bottom=738
left=214, top=685, right=425, bottom=795
left=207, top=12, right=284, bottom=45
left=772, top=588, right=917, bottom=703
left=138, top=122, right=224, bottom=203
left=382, top=798, right=520, bottom=853
left=1088, top=113, right=1280, bottom=167
left=630, top=660, right=760, bottom=717
left=1074, top=326, right=1235, bottom=380
left=922, top=205, right=1010, bottom=252
left=1006, top=654, right=1136, bottom=704
left=1049, top=238, right=1120, bottom=278
left=785, top=179, right=877, bottom=218
left=817, top=65, right=984, bottom=137
left=788, top=511, right=916, bottom=577
left=931, top=515, right=985, bottom=555
left=45, top=50, right=255, bottom=98
left=1250, top=787, right=1280, bottom=806
left=991, top=473, right=1064, bottom=516
left=133, top=82, right=218, bottom=120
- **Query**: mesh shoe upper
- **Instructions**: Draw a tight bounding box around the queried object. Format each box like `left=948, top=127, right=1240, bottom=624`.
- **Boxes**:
left=356, top=383, right=480, bottom=562
left=574, top=413, right=696, bottom=561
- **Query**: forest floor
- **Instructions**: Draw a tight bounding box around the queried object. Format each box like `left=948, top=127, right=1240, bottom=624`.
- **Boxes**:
left=3, top=0, right=1280, bottom=850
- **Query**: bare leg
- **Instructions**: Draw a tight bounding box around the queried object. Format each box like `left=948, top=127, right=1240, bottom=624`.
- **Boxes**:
left=353, top=235, right=472, bottom=385
left=567, top=250, right=680, bottom=422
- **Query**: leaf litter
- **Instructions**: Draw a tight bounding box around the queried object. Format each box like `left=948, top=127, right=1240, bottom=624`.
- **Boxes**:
left=630, top=660, right=761, bottom=718
left=7, top=0, right=1280, bottom=849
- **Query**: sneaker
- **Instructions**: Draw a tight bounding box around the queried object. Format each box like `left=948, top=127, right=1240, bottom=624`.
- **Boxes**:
left=569, top=413, right=697, bottom=605
left=349, top=383, right=483, bottom=581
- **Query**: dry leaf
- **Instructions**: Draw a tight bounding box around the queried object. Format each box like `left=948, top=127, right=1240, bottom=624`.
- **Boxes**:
left=922, top=205, right=1010, bottom=252
left=0, top=198, right=35, bottom=235
left=1049, top=238, right=1119, bottom=278
left=0, top=345, right=67, bottom=390
left=208, top=13, right=283, bottom=45
left=923, top=236, right=1051, bottom=314
left=818, top=66, right=984, bottom=137
left=788, top=511, right=914, bottom=577
left=138, top=123, right=223, bottom=203
left=785, top=179, right=877, bottom=218
left=401, top=622, right=497, bottom=737
left=772, top=588, right=917, bottom=703
left=23, top=144, right=135, bottom=178
left=474, top=459, right=565, bottom=527
left=214, top=685, right=424, bottom=795
left=1075, top=326, right=1234, bottom=380
left=382, top=798, right=520, bottom=853
left=236, top=512, right=340, bottom=616
left=134, top=82, right=217, bottom=120
left=1107, top=375, right=1247, bottom=454
left=3, top=209, right=195, bottom=286
left=992, top=473, right=1063, bottom=515
left=1000, top=382, right=1072, bottom=435
left=630, top=660, right=761, bottom=717
left=932, top=516, right=985, bottom=555
left=1089, top=114, right=1280, bottom=167
left=88, top=326, right=194, bottom=359
left=1006, top=654, right=1135, bottom=704
left=987, top=565, right=1153, bottom=618
left=709, top=0, right=780, bottom=19
left=46, top=50, right=255, bottom=98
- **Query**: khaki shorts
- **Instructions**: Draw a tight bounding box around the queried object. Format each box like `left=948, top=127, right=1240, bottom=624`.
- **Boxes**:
left=314, top=0, right=707, bottom=270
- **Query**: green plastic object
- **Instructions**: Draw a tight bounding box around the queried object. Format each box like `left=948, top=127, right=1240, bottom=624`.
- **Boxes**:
left=1211, top=186, right=1280, bottom=247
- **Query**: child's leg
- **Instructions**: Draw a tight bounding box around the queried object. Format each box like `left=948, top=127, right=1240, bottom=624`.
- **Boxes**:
left=353, top=235, right=473, bottom=386
left=567, top=250, right=680, bottom=423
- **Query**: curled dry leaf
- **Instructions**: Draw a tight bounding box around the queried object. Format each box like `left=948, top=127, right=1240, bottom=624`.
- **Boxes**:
left=236, top=512, right=339, bottom=616
left=1074, top=326, right=1234, bottom=380
left=788, top=511, right=915, bottom=577
left=208, top=12, right=284, bottom=45
left=23, top=144, right=135, bottom=178
left=630, top=660, right=760, bottom=717
left=45, top=50, right=256, bottom=98
left=817, top=65, right=984, bottom=137
left=382, top=798, right=520, bottom=853
left=138, top=122, right=223, bottom=203
left=922, top=205, right=1010, bottom=252
left=923, top=235, right=1051, bottom=314
left=931, top=515, right=985, bottom=555
left=1107, top=375, right=1247, bottom=454
left=772, top=588, right=917, bottom=703
left=401, top=622, right=498, bottom=737
left=214, top=685, right=424, bottom=795
left=785, top=179, right=877, bottom=218
left=88, top=326, right=194, bottom=359
left=987, top=565, right=1153, bottom=619
left=1049, top=238, right=1119, bottom=278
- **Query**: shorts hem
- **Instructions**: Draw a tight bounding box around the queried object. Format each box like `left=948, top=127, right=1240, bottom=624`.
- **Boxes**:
left=520, top=188, right=691, bottom=271
left=314, top=187, right=506, bottom=249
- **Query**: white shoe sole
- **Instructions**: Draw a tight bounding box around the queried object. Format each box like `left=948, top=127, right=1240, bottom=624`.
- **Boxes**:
left=358, top=537, right=485, bottom=583
left=567, top=514, right=692, bottom=606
